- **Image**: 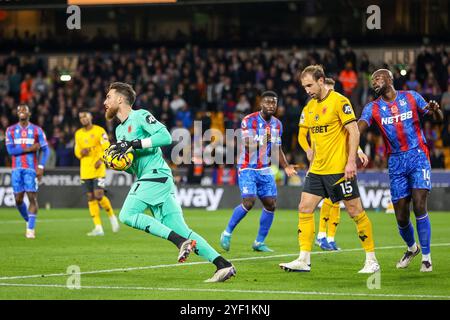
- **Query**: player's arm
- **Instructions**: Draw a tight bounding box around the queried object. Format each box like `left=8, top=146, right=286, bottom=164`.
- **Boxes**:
left=96, top=129, right=111, bottom=169
left=298, top=126, right=313, bottom=162
left=425, top=100, right=444, bottom=122
left=277, top=122, right=296, bottom=177
left=112, top=112, right=172, bottom=157
left=338, top=100, right=359, bottom=180
left=36, top=128, right=50, bottom=180
left=412, top=91, right=443, bottom=122
left=74, top=132, right=83, bottom=159
left=5, top=129, right=39, bottom=155
left=344, top=121, right=359, bottom=180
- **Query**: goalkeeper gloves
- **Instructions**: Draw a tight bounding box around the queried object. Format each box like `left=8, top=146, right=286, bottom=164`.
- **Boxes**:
left=109, top=140, right=142, bottom=159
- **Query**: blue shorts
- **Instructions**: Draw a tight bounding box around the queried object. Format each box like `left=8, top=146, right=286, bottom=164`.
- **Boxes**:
left=238, top=168, right=277, bottom=199
left=11, top=169, right=38, bottom=194
left=388, top=147, right=431, bottom=203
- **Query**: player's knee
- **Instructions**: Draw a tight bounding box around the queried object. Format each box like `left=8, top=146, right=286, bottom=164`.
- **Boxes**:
left=119, top=210, right=132, bottom=226
left=15, top=198, right=24, bottom=206
left=263, top=201, right=276, bottom=212
left=298, top=202, right=313, bottom=213
left=412, top=200, right=427, bottom=216
left=242, top=198, right=255, bottom=211
left=94, top=192, right=104, bottom=201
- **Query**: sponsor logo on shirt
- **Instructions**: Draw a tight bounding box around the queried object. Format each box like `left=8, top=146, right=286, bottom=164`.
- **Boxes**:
left=381, top=111, right=413, bottom=125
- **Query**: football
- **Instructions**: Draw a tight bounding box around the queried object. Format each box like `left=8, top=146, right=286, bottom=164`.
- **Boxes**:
left=103, top=151, right=134, bottom=171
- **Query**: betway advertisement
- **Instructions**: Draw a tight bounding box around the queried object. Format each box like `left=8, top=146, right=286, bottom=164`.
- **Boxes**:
left=0, top=168, right=449, bottom=211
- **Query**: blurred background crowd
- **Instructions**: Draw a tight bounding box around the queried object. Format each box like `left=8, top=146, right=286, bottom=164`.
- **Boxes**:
left=1, top=38, right=450, bottom=185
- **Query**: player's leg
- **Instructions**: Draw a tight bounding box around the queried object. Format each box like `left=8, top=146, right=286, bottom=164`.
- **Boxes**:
left=412, top=189, right=432, bottom=272
left=316, top=198, right=334, bottom=251
left=119, top=193, right=196, bottom=263
left=23, top=170, right=39, bottom=239
left=94, top=178, right=119, bottom=233
left=279, top=173, right=325, bottom=272
left=408, top=150, right=432, bottom=272
left=279, top=192, right=322, bottom=272
left=390, top=152, right=421, bottom=269
left=393, top=197, right=420, bottom=268
left=220, top=170, right=256, bottom=251
left=84, top=179, right=104, bottom=236
left=157, top=194, right=236, bottom=282
left=253, top=196, right=276, bottom=252
left=327, top=200, right=341, bottom=250
left=343, top=197, right=379, bottom=273
left=329, top=173, right=378, bottom=273
left=252, top=170, right=277, bottom=252
left=12, top=169, right=29, bottom=222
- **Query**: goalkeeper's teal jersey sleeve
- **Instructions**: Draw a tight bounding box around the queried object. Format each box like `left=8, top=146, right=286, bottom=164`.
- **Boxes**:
left=115, top=109, right=173, bottom=179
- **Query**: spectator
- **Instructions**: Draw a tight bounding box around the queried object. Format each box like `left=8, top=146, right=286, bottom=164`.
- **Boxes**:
left=338, top=62, right=358, bottom=98
left=430, top=148, right=445, bottom=168
left=442, top=122, right=450, bottom=147
left=175, top=104, right=193, bottom=129
left=440, top=82, right=450, bottom=120
left=423, top=120, right=438, bottom=151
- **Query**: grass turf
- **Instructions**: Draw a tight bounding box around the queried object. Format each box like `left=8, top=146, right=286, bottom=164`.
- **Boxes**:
left=0, top=208, right=449, bottom=300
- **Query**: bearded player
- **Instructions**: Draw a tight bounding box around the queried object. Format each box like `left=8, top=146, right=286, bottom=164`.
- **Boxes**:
left=103, top=82, right=235, bottom=282
left=358, top=69, right=443, bottom=272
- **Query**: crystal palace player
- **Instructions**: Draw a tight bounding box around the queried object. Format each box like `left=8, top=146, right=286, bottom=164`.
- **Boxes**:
left=5, top=104, right=49, bottom=239
left=358, top=69, right=443, bottom=272
left=220, top=91, right=297, bottom=252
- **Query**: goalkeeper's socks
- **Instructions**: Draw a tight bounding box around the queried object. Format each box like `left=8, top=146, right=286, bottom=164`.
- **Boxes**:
left=398, top=221, right=416, bottom=248
left=16, top=203, right=29, bottom=222
left=416, top=213, right=431, bottom=255
left=256, top=208, right=274, bottom=243
left=27, top=213, right=37, bottom=230
left=225, top=204, right=249, bottom=234
left=168, top=231, right=187, bottom=249
left=213, top=256, right=232, bottom=270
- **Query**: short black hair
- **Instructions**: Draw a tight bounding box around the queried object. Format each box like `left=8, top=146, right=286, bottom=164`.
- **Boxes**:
left=261, top=90, right=278, bottom=100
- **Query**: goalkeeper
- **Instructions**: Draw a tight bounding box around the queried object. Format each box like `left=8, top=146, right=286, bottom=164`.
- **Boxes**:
left=103, top=82, right=236, bottom=283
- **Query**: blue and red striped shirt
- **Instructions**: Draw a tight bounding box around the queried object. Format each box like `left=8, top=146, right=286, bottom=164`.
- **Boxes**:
left=238, top=112, right=283, bottom=170
left=5, top=123, right=49, bottom=170
left=360, top=90, right=429, bottom=155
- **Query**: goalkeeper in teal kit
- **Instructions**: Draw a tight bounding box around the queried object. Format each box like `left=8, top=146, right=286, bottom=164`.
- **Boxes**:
left=103, top=82, right=236, bottom=282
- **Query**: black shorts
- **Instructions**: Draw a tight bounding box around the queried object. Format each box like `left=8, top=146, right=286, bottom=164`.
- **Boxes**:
left=302, top=172, right=360, bottom=203
left=81, top=178, right=106, bottom=194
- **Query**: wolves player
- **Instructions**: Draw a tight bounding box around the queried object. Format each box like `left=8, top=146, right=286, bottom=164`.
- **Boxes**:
left=103, top=82, right=235, bottom=282
left=280, top=65, right=379, bottom=273
left=5, top=104, right=49, bottom=238
left=75, top=109, right=119, bottom=236
left=358, top=69, right=443, bottom=272
left=298, top=78, right=369, bottom=251
left=220, top=91, right=297, bottom=253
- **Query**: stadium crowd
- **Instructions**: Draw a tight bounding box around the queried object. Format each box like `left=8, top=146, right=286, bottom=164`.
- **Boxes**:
left=1, top=41, right=450, bottom=178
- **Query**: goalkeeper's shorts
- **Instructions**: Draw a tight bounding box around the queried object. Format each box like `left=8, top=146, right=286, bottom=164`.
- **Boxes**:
left=302, top=172, right=360, bottom=203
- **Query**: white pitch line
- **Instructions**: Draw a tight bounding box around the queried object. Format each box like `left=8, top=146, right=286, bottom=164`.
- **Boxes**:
left=0, top=283, right=449, bottom=299
left=1, top=243, right=450, bottom=281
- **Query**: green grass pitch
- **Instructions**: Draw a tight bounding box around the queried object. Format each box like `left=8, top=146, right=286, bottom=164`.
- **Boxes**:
left=0, top=208, right=449, bottom=300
